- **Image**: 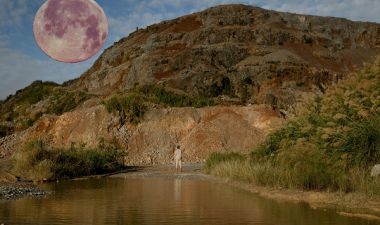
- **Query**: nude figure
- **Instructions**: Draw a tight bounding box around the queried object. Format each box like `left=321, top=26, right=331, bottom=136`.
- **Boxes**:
left=174, top=145, right=182, bottom=172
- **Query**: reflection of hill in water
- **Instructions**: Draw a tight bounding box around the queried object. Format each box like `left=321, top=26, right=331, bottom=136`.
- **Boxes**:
left=1, top=177, right=375, bottom=225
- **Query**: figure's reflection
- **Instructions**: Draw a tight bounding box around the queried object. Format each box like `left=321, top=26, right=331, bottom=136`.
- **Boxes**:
left=174, top=178, right=182, bottom=201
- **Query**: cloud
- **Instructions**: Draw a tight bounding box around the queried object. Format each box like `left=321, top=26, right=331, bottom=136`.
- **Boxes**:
left=0, top=0, right=28, bottom=27
left=260, top=0, right=380, bottom=23
left=0, top=45, right=93, bottom=99
left=1, top=0, right=380, bottom=99
left=105, top=0, right=380, bottom=44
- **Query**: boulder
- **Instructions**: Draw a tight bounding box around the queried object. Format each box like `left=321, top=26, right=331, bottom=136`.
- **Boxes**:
left=370, top=164, right=380, bottom=177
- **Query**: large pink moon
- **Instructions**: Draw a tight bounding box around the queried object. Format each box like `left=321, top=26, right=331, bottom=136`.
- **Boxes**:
left=33, top=0, right=108, bottom=63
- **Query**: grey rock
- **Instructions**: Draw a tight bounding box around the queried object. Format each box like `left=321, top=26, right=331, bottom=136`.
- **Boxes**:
left=371, top=164, right=380, bottom=177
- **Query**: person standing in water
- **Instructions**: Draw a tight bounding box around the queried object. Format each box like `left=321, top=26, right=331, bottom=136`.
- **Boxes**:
left=174, top=145, right=182, bottom=172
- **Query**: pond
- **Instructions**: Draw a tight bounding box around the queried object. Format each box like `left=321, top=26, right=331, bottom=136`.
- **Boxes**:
left=0, top=174, right=378, bottom=225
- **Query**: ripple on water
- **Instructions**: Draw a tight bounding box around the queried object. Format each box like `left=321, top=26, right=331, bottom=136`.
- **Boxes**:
left=0, top=177, right=378, bottom=225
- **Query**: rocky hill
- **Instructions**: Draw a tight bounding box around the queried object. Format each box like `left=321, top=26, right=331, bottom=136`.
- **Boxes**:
left=72, top=4, right=380, bottom=110
left=1, top=4, right=380, bottom=165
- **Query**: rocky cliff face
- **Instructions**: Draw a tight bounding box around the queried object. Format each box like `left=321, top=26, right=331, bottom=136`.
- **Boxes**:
left=1, top=101, right=283, bottom=165
left=72, top=4, right=380, bottom=111
left=1, top=4, right=380, bottom=165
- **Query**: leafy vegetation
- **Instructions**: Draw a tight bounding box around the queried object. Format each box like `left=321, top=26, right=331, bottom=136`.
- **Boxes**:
left=102, top=84, right=215, bottom=124
left=0, top=125, right=12, bottom=138
left=46, top=90, right=90, bottom=115
left=209, top=77, right=234, bottom=97
left=137, top=85, right=215, bottom=108
left=11, top=139, right=126, bottom=181
left=15, top=81, right=59, bottom=105
left=0, top=81, right=90, bottom=137
left=103, top=93, right=147, bottom=124
left=206, top=60, right=380, bottom=195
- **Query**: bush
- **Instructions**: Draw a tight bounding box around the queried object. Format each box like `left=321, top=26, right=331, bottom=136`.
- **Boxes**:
left=11, top=139, right=126, bottom=181
left=205, top=152, right=245, bottom=172
left=206, top=56, right=380, bottom=196
left=341, top=116, right=380, bottom=166
left=103, top=85, right=215, bottom=124
left=137, top=85, right=215, bottom=108
left=252, top=121, right=306, bottom=158
left=47, top=91, right=90, bottom=115
left=103, top=94, right=147, bottom=124
left=208, top=77, right=234, bottom=97
left=17, top=81, right=59, bottom=105
left=0, top=125, right=12, bottom=138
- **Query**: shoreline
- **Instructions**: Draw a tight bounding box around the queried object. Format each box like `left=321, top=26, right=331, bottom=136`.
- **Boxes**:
left=217, top=178, right=380, bottom=221
left=111, top=163, right=380, bottom=221
left=2, top=163, right=380, bottom=221
left=0, top=181, right=47, bottom=200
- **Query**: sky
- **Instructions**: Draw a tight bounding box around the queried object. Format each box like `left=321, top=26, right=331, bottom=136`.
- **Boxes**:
left=0, top=0, right=379, bottom=100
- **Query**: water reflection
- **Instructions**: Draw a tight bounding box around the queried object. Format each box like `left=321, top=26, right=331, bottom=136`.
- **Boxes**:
left=174, top=178, right=182, bottom=201
left=0, top=177, right=378, bottom=225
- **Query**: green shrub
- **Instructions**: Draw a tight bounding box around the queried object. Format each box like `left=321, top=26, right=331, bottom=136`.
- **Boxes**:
left=119, top=94, right=147, bottom=124
left=253, top=121, right=305, bottom=158
left=206, top=60, right=380, bottom=195
left=103, top=96, right=122, bottom=113
left=11, top=139, right=126, bottom=181
left=47, top=91, right=90, bottom=115
left=208, top=77, right=234, bottom=97
left=103, top=85, right=215, bottom=124
left=0, top=125, right=12, bottom=138
left=137, top=85, right=215, bottom=107
left=103, top=94, right=147, bottom=124
left=340, top=115, right=380, bottom=166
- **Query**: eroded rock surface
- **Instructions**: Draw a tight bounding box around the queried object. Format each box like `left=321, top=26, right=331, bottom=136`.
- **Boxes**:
left=72, top=4, right=380, bottom=111
left=2, top=4, right=380, bottom=165
left=1, top=103, right=283, bottom=165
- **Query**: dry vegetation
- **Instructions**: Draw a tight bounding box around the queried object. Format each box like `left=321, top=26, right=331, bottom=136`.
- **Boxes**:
left=11, top=139, right=125, bottom=181
left=0, top=81, right=90, bottom=137
left=206, top=60, right=380, bottom=196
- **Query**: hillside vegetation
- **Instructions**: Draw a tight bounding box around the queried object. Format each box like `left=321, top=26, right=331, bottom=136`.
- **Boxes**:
left=11, top=139, right=125, bottom=181
left=206, top=60, right=380, bottom=195
left=102, top=84, right=216, bottom=124
left=0, top=81, right=91, bottom=137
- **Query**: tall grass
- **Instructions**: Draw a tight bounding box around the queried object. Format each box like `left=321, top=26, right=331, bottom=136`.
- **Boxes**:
left=341, top=116, right=380, bottom=166
left=206, top=152, right=380, bottom=195
left=206, top=61, right=380, bottom=196
left=11, top=139, right=126, bottom=181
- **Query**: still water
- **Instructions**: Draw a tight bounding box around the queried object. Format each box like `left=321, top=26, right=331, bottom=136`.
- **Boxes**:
left=0, top=176, right=378, bottom=225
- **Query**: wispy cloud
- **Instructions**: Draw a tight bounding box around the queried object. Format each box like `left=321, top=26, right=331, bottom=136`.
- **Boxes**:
left=260, top=0, right=380, bottom=23
left=105, top=0, right=380, bottom=43
left=0, top=45, right=93, bottom=99
left=0, top=0, right=28, bottom=27
left=1, top=0, right=380, bottom=99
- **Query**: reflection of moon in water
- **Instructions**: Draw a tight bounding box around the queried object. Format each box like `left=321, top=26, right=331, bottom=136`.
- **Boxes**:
left=33, top=0, right=108, bottom=63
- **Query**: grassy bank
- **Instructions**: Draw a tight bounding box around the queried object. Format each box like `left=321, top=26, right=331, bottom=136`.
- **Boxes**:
left=206, top=60, right=380, bottom=196
left=10, top=139, right=126, bottom=181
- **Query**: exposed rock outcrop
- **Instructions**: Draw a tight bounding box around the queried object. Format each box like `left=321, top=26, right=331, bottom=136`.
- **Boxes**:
left=72, top=4, right=380, bottom=112
left=1, top=102, right=283, bottom=165
left=2, top=4, right=380, bottom=165
left=371, top=164, right=380, bottom=177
